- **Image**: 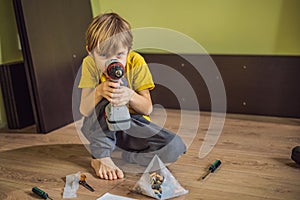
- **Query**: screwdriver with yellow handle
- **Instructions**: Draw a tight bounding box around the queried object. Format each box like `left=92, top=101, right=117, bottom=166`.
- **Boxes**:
left=200, top=159, right=222, bottom=180
left=32, top=187, right=53, bottom=200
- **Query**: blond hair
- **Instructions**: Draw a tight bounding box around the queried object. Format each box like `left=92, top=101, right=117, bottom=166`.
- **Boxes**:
left=85, top=13, right=133, bottom=56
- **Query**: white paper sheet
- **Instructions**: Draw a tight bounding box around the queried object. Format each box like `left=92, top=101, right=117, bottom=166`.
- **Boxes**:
left=96, top=192, right=137, bottom=200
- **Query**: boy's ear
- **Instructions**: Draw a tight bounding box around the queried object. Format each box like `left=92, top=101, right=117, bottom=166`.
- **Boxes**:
left=86, top=46, right=92, bottom=55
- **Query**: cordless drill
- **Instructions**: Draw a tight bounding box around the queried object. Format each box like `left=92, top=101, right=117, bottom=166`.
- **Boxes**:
left=104, top=59, right=131, bottom=131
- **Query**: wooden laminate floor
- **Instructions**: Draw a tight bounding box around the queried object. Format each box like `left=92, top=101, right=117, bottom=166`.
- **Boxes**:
left=0, top=109, right=299, bottom=200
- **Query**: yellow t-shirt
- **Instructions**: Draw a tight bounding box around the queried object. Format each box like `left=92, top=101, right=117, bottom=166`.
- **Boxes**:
left=78, top=51, right=155, bottom=117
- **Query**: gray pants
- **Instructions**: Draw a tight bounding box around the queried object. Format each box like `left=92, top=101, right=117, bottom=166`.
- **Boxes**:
left=81, top=99, right=186, bottom=166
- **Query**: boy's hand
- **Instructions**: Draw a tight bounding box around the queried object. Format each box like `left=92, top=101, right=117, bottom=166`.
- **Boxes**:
left=95, top=81, right=134, bottom=106
left=95, top=81, right=120, bottom=102
left=110, top=86, right=134, bottom=106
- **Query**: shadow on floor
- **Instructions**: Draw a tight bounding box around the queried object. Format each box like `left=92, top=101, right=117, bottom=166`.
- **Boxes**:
left=272, top=157, right=300, bottom=169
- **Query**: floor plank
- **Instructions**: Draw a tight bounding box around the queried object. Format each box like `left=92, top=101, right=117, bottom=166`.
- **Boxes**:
left=0, top=109, right=299, bottom=199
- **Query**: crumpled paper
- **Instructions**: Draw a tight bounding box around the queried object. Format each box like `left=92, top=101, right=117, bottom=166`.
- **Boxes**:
left=63, top=172, right=81, bottom=198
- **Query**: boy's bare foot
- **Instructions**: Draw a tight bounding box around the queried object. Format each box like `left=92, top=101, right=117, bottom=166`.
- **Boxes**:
left=91, top=157, right=124, bottom=180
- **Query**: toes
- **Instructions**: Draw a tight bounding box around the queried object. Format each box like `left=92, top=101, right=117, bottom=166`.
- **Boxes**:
left=91, top=157, right=124, bottom=180
left=116, top=168, right=124, bottom=179
left=104, top=169, right=123, bottom=180
left=102, top=172, right=109, bottom=180
left=99, top=171, right=104, bottom=179
left=107, top=171, right=113, bottom=180
left=99, top=174, right=104, bottom=179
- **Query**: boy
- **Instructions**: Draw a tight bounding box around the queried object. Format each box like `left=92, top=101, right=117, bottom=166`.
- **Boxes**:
left=78, top=13, right=186, bottom=180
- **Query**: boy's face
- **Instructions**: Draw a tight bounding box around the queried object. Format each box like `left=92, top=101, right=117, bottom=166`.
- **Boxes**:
left=90, top=46, right=129, bottom=75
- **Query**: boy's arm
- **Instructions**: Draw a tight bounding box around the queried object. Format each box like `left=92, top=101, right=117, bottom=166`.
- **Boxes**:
left=109, top=85, right=153, bottom=116
left=80, top=88, right=100, bottom=117
left=80, top=81, right=120, bottom=117
left=129, top=89, right=153, bottom=116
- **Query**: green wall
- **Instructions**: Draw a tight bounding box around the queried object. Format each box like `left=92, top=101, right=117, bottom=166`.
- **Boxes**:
left=0, top=0, right=23, bottom=64
left=0, top=0, right=299, bottom=128
left=0, top=0, right=23, bottom=128
left=91, top=0, right=300, bottom=55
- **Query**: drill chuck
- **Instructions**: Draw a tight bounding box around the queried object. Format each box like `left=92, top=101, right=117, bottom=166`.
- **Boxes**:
left=105, top=59, right=125, bottom=81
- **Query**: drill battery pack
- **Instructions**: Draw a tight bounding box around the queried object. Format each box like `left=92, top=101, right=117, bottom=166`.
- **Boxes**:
left=105, top=103, right=131, bottom=131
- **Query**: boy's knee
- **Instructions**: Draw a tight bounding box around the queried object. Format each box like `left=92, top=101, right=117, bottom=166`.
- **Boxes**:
left=160, top=135, right=186, bottom=163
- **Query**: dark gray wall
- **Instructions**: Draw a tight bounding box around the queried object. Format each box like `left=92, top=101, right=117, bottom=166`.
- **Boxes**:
left=14, top=0, right=92, bottom=132
left=143, top=53, right=300, bottom=118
